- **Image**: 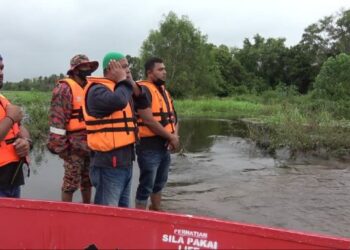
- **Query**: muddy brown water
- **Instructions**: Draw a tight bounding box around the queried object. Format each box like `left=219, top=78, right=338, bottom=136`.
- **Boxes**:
left=22, top=118, right=350, bottom=238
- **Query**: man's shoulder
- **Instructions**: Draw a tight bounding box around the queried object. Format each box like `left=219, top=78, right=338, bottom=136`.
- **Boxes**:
left=53, top=80, right=71, bottom=93
left=140, top=85, right=152, bottom=94
left=58, top=78, right=77, bottom=84
left=90, top=82, right=108, bottom=89
left=139, top=86, right=152, bottom=104
left=51, top=81, right=73, bottom=101
left=0, top=93, right=9, bottom=106
left=87, top=82, right=111, bottom=96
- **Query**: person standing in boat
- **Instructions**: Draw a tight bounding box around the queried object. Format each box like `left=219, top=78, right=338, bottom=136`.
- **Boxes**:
left=135, top=57, right=179, bottom=211
left=82, top=52, right=146, bottom=207
left=47, top=54, right=98, bottom=203
left=0, top=54, right=32, bottom=198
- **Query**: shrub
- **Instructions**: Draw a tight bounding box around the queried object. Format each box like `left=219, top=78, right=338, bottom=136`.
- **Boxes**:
left=313, top=53, right=350, bottom=100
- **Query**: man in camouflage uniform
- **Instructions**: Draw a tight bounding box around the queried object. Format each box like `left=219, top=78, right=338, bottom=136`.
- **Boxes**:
left=47, top=54, right=98, bottom=203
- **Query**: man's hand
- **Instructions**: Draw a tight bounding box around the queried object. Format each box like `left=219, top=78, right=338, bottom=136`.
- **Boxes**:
left=126, top=70, right=134, bottom=82
left=168, top=134, right=180, bottom=152
left=108, top=60, right=126, bottom=83
left=131, top=81, right=142, bottom=97
left=13, top=138, right=30, bottom=157
left=6, top=104, right=23, bottom=123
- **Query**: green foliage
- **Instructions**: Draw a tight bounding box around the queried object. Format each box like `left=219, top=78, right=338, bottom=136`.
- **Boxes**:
left=284, top=44, right=318, bottom=93
left=176, top=94, right=349, bottom=157
left=312, top=53, right=350, bottom=100
left=234, top=34, right=289, bottom=90
left=260, top=104, right=350, bottom=154
left=294, top=9, right=350, bottom=93
left=140, top=12, right=222, bottom=98
left=126, top=55, right=143, bottom=81
left=332, top=10, right=350, bottom=54
left=212, top=45, right=248, bottom=96
left=3, top=91, right=51, bottom=142
left=300, top=15, right=335, bottom=65
left=175, top=97, right=263, bottom=119
left=3, top=74, right=64, bottom=91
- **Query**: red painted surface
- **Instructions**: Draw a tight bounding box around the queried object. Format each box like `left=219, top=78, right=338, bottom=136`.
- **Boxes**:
left=0, top=198, right=349, bottom=249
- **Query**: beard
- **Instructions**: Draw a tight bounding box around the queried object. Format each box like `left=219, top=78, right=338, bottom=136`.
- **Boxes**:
left=154, top=78, right=165, bottom=87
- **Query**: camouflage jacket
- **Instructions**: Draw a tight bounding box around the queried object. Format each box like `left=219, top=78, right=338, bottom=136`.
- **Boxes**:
left=47, top=80, right=89, bottom=159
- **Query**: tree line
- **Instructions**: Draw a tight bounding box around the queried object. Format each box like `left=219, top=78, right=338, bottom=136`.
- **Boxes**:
left=4, top=74, right=64, bottom=92
left=4, top=9, right=350, bottom=101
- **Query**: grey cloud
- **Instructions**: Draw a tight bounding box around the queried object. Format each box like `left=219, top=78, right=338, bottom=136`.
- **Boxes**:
left=1, top=0, right=350, bottom=81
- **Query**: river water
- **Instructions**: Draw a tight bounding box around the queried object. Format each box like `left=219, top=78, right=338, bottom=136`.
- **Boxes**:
left=21, top=118, right=350, bottom=238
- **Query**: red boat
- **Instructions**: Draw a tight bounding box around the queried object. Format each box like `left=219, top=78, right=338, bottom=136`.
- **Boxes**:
left=0, top=198, right=349, bottom=249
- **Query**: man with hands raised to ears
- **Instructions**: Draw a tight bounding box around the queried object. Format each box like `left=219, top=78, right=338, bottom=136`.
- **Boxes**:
left=82, top=52, right=146, bottom=207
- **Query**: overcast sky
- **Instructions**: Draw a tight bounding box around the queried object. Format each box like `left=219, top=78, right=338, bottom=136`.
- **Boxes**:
left=1, top=0, right=350, bottom=82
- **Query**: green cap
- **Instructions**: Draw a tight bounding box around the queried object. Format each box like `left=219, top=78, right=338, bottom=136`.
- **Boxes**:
left=103, top=52, right=125, bottom=70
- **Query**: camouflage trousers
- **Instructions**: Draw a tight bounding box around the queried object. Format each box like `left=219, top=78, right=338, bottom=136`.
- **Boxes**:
left=62, top=153, right=92, bottom=193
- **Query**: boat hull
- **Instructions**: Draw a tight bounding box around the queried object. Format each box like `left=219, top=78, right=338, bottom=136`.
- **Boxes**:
left=0, top=198, right=349, bottom=249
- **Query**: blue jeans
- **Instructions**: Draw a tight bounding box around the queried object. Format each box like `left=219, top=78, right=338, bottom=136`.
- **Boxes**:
left=0, top=186, right=21, bottom=198
left=136, top=148, right=170, bottom=206
left=90, top=165, right=132, bottom=207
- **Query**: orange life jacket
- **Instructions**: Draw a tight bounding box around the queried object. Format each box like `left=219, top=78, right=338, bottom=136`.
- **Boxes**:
left=82, top=77, right=137, bottom=152
left=0, top=94, right=21, bottom=167
left=137, top=81, right=176, bottom=138
left=58, top=78, right=86, bottom=132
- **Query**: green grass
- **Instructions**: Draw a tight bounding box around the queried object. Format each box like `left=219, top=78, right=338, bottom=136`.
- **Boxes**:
left=175, top=95, right=350, bottom=157
left=247, top=98, right=350, bottom=157
left=175, top=97, right=267, bottom=119
left=3, top=91, right=51, bottom=105
left=3, top=91, right=51, bottom=142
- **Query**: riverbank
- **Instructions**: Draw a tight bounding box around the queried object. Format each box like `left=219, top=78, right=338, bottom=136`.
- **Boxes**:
left=176, top=95, right=350, bottom=159
left=3, top=91, right=350, bottom=159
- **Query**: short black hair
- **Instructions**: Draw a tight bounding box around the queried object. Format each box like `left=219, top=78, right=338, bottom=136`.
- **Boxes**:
left=0, top=54, right=2, bottom=61
left=144, top=57, right=163, bottom=76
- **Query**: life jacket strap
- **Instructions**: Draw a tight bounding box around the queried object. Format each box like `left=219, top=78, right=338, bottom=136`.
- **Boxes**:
left=86, top=127, right=137, bottom=134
